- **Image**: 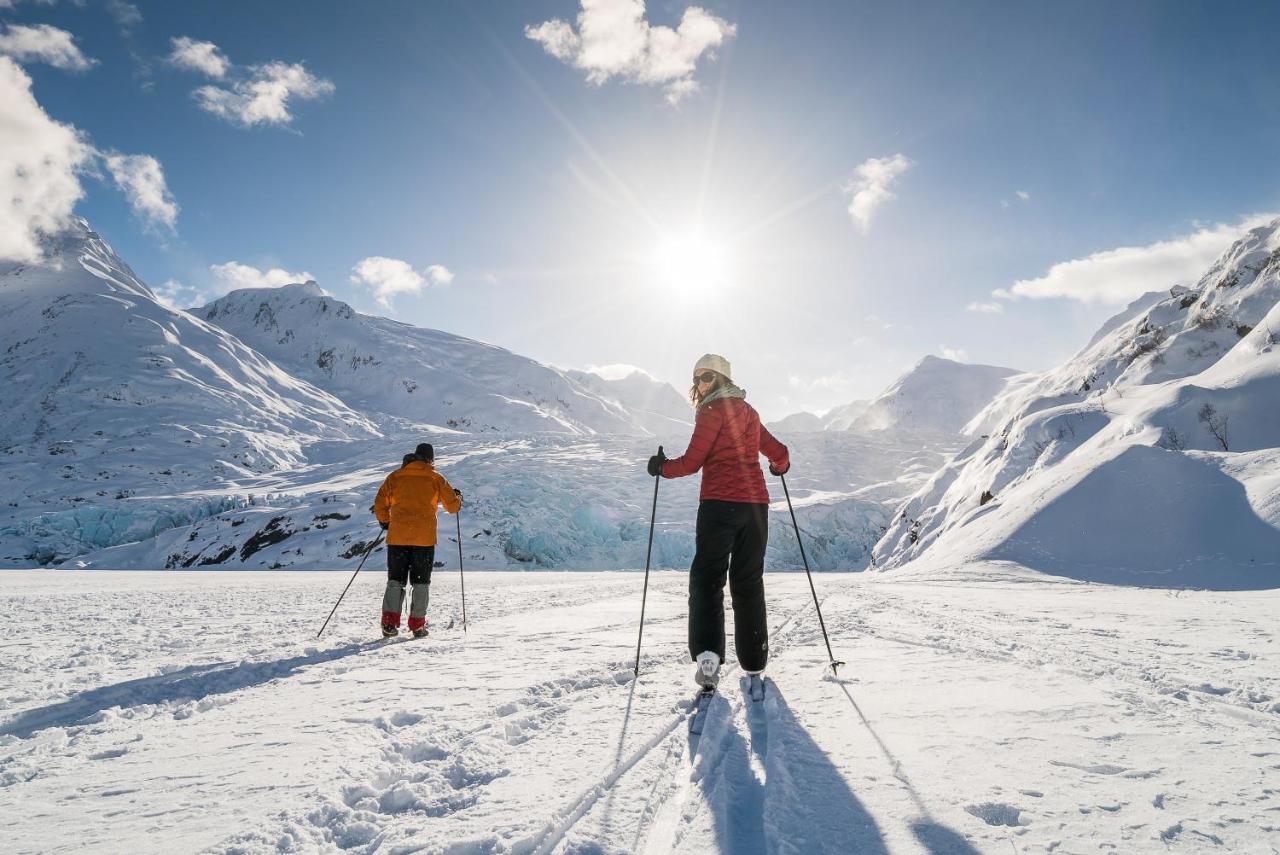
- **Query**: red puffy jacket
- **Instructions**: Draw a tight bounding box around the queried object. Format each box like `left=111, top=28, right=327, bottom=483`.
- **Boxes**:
left=661, top=396, right=789, bottom=504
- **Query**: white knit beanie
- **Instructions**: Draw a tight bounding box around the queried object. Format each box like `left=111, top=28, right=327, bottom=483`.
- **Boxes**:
left=694, top=353, right=732, bottom=382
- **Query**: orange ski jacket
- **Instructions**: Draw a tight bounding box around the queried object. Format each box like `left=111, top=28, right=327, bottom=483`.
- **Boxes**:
left=373, top=460, right=461, bottom=547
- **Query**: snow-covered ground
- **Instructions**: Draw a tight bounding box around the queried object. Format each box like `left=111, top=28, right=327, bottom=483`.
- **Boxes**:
left=2, top=569, right=1276, bottom=854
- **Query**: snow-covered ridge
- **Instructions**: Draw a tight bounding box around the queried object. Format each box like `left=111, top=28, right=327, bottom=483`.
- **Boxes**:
left=194, top=284, right=652, bottom=436
left=770, top=356, right=1019, bottom=436
left=851, top=355, right=1022, bottom=435
left=562, top=367, right=692, bottom=434
left=873, top=217, right=1280, bottom=590
left=0, top=219, right=378, bottom=564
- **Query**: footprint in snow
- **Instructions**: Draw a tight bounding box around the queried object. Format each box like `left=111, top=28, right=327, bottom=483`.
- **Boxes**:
left=1049, top=759, right=1128, bottom=775
left=965, top=802, right=1026, bottom=827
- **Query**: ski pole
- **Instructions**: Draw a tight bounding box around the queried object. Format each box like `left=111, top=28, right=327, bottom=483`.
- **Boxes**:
left=779, top=472, right=845, bottom=675
left=316, top=528, right=385, bottom=639
left=632, top=445, right=663, bottom=678
left=456, top=507, right=467, bottom=633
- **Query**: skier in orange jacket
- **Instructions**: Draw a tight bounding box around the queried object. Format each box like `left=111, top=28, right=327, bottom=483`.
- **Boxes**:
left=373, top=443, right=462, bottom=637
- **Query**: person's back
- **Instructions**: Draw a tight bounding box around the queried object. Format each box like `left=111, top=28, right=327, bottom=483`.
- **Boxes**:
left=373, top=443, right=461, bottom=638
left=378, top=460, right=458, bottom=547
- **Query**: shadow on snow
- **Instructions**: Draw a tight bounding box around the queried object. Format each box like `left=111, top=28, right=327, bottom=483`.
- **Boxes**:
left=0, top=639, right=396, bottom=739
left=693, top=677, right=887, bottom=855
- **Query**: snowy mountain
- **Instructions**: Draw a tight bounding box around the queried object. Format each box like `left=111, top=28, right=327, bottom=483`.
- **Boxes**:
left=0, top=219, right=377, bottom=565
left=767, top=411, right=826, bottom=433
left=194, top=284, right=646, bottom=435
left=767, top=401, right=870, bottom=433
left=561, top=367, right=692, bottom=434
left=873, top=217, right=1280, bottom=589
left=850, top=356, right=1022, bottom=435
left=819, top=399, right=871, bottom=431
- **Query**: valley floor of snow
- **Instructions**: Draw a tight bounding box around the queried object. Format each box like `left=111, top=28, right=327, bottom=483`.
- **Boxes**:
left=1, top=569, right=1277, bottom=855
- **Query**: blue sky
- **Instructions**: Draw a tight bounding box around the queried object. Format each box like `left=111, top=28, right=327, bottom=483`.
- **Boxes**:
left=5, top=0, right=1280, bottom=419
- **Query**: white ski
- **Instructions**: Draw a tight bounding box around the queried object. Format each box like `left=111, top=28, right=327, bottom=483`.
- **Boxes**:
left=747, top=674, right=765, bottom=702
left=688, top=687, right=715, bottom=735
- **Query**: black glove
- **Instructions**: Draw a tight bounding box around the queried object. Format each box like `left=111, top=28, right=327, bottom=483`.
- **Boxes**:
left=769, top=462, right=789, bottom=476
left=379, top=520, right=389, bottom=531
left=453, top=488, right=463, bottom=502
left=646, top=447, right=666, bottom=477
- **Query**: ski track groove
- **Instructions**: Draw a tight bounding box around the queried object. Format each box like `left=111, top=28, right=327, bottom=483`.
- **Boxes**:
left=527, top=596, right=819, bottom=855
left=841, top=587, right=1280, bottom=733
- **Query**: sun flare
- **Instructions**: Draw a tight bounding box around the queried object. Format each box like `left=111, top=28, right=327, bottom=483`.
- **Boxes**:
left=650, top=232, right=733, bottom=296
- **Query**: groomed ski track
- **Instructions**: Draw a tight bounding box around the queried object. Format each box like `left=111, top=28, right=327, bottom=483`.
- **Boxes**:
left=0, top=569, right=1277, bottom=853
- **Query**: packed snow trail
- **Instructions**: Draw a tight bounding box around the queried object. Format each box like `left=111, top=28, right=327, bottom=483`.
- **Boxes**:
left=1, top=569, right=1277, bottom=853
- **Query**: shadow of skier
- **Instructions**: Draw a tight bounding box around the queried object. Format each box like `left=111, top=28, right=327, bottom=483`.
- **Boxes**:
left=0, top=639, right=395, bottom=739
left=829, top=678, right=980, bottom=855
left=694, top=679, right=889, bottom=854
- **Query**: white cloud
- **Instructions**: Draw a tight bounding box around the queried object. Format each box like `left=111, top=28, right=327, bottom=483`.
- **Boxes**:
left=525, top=0, right=735, bottom=105
left=1015, top=190, right=1031, bottom=202
left=0, top=57, right=93, bottom=262
left=424, top=264, right=454, bottom=286
left=586, top=363, right=650, bottom=381
left=966, top=301, right=1005, bottom=314
left=998, top=214, right=1279, bottom=306
left=940, top=347, right=969, bottom=362
left=844, top=153, right=911, bottom=233
left=0, top=23, right=95, bottom=71
left=349, top=257, right=454, bottom=305
left=103, top=152, right=178, bottom=232
left=194, top=61, right=334, bottom=127
left=211, top=261, right=314, bottom=294
left=350, top=256, right=426, bottom=306
left=168, top=36, right=229, bottom=79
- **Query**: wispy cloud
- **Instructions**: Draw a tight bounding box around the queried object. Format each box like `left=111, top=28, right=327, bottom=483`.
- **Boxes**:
left=966, top=301, right=1004, bottom=314
left=106, top=0, right=142, bottom=35
left=844, top=154, right=911, bottom=233
left=995, top=214, right=1279, bottom=305
left=525, top=0, right=735, bottom=105
left=153, top=279, right=204, bottom=310
left=102, top=152, right=178, bottom=232
left=167, top=36, right=229, bottom=79
left=0, top=57, right=93, bottom=262
left=0, top=23, right=95, bottom=71
left=350, top=257, right=452, bottom=306
left=939, top=346, right=969, bottom=362
left=1015, top=190, right=1031, bottom=202
left=168, top=36, right=333, bottom=128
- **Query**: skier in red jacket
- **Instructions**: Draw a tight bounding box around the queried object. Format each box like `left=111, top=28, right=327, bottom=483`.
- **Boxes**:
left=648, top=354, right=789, bottom=690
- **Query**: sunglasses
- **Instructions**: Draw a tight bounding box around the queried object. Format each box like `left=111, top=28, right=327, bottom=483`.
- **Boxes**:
left=693, top=371, right=717, bottom=384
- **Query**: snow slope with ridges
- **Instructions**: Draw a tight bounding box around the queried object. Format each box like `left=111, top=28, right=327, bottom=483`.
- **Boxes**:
left=873, top=218, right=1280, bottom=589
left=0, top=220, right=377, bottom=564
left=194, top=284, right=645, bottom=435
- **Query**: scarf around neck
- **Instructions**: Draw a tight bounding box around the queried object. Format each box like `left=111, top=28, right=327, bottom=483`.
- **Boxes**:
left=698, top=383, right=747, bottom=410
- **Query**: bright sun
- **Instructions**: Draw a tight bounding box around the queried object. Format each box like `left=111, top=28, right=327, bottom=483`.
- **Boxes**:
left=651, top=233, right=733, bottom=297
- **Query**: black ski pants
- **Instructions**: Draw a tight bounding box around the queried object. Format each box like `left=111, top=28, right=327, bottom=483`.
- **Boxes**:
left=688, top=500, right=769, bottom=672
left=387, top=545, right=435, bottom=586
